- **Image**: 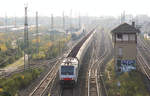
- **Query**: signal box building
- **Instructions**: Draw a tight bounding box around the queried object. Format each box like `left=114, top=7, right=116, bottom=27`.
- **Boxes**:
left=111, top=22, right=140, bottom=72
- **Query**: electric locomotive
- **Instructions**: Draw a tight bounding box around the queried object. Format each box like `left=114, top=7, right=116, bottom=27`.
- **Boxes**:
left=59, top=57, right=79, bottom=85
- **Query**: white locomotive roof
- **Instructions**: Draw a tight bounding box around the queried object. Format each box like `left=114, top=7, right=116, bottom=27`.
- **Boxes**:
left=61, top=57, right=78, bottom=67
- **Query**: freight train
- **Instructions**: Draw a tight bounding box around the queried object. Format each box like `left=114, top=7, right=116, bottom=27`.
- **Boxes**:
left=59, top=29, right=96, bottom=86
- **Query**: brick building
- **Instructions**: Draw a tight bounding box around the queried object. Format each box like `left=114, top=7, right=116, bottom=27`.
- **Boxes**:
left=111, top=22, right=140, bottom=72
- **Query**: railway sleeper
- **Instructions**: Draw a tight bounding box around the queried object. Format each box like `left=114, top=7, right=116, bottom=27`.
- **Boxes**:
left=90, top=91, right=98, bottom=95
left=90, top=79, right=96, bottom=83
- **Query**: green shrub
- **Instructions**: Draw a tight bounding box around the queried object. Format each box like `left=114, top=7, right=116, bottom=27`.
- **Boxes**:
left=0, top=68, right=43, bottom=95
left=105, top=59, right=149, bottom=96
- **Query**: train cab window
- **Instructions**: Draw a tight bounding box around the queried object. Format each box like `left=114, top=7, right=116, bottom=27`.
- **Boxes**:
left=61, top=66, right=74, bottom=75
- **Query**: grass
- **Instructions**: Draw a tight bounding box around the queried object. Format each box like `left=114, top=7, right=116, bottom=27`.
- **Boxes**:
left=0, top=68, right=43, bottom=96
left=104, top=59, right=150, bottom=96
left=5, top=57, right=24, bottom=68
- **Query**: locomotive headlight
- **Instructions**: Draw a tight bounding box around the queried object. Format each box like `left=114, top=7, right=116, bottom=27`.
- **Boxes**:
left=72, top=77, right=74, bottom=80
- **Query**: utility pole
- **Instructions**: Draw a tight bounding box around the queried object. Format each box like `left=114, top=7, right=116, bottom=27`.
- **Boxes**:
left=79, top=13, right=81, bottom=29
left=121, top=11, right=126, bottom=23
left=36, top=11, right=39, bottom=55
left=51, top=14, right=54, bottom=30
left=121, top=13, right=122, bottom=24
left=24, top=4, right=29, bottom=70
left=5, top=13, right=7, bottom=33
left=63, top=11, right=67, bottom=37
left=51, top=14, right=54, bottom=41
left=62, top=11, right=65, bottom=30
left=86, top=13, right=89, bottom=26
left=14, top=16, right=16, bottom=28
left=70, top=9, right=72, bottom=29
left=123, top=11, right=126, bottom=23
left=24, top=5, right=29, bottom=50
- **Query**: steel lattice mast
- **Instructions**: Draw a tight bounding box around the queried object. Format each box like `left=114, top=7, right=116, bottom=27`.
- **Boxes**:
left=51, top=14, right=54, bottom=41
left=62, top=11, right=65, bottom=30
left=24, top=4, right=29, bottom=70
left=5, top=13, right=7, bottom=33
left=24, top=5, right=29, bottom=49
left=79, top=13, right=81, bottom=29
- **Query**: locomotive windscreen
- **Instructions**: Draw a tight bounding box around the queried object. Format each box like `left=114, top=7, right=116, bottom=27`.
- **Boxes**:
left=61, top=66, right=74, bottom=75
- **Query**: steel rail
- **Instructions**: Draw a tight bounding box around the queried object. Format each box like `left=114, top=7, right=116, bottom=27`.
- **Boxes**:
left=137, top=49, right=150, bottom=80
left=88, top=29, right=109, bottom=96
left=137, top=37, right=150, bottom=80
left=29, top=60, right=59, bottom=96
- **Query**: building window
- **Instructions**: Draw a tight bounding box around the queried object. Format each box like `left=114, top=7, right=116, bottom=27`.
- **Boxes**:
left=129, top=34, right=135, bottom=41
left=117, top=34, right=122, bottom=39
left=116, top=34, right=122, bottom=41
left=118, top=47, right=122, bottom=56
left=123, top=34, right=128, bottom=41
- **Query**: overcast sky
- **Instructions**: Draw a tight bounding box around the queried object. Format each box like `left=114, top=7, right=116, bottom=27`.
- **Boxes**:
left=0, top=0, right=150, bottom=17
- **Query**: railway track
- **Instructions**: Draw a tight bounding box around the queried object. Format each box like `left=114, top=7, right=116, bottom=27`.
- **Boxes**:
left=60, top=88, right=74, bottom=96
left=88, top=55, right=107, bottom=96
left=98, top=30, right=112, bottom=96
left=88, top=29, right=111, bottom=96
left=0, top=58, right=57, bottom=78
left=98, top=30, right=113, bottom=96
left=138, top=37, right=150, bottom=57
left=137, top=50, right=150, bottom=80
left=137, top=37, right=150, bottom=80
left=29, top=60, right=60, bottom=96
left=87, top=30, right=102, bottom=96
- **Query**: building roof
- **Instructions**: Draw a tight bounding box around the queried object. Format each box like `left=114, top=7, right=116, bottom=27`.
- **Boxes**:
left=111, top=23, right=140, bottom=34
